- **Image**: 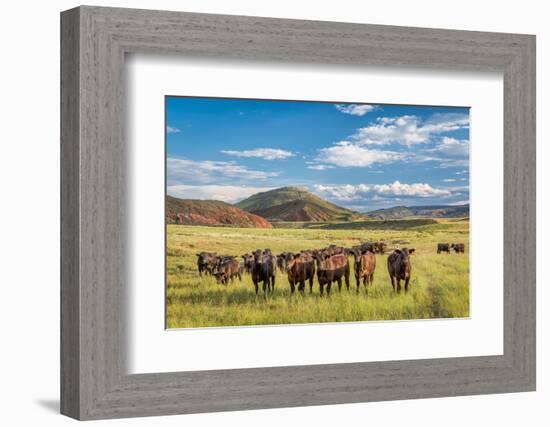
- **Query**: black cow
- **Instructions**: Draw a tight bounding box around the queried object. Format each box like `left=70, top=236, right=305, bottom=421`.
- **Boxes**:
left=241, top=253, right=254, bottom=274
left=251, top=249, right=276, bottom=297
left=437, top=243, right=450, bottom=254
left=196, top=252, right=217, bottom=277
left=451, top=243, right=465, bottom=253
left=387, top=248, right=415, bottom=293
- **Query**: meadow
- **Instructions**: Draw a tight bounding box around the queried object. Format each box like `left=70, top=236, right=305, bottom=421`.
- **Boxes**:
left=166, top=219, right=470, bottom=329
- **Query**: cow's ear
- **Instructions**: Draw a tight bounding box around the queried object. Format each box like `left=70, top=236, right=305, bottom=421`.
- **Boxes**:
left=394, top=249, right=402, bottom=254
left=409, top=248, right=415, bottom=254
left=196, top=253, right=201, bottom=256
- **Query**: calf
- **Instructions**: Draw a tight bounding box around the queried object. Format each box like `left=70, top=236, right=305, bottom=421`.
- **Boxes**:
left=437, top=243, right=450, bottom=254
left=451, top=243, right=465, bottom=253
left=315, top=252, right=350, bottom=296
left=352, top=249, right=376, bottom=294
left=251, top=249, right=277, bottom=297
left=214, top=257, right=241, bottom=285
left=387, top=248, right=415, bottom=293
left=285, top=252, right=316, bottom=294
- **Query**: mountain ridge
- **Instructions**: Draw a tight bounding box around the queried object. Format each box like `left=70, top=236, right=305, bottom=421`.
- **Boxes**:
left=235, top=186, right=361, bottom=222
left=366, top=204, right=469, bottom=220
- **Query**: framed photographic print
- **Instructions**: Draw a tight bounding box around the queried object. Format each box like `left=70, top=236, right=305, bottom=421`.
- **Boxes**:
left=61, top=6, right=536, bottom=420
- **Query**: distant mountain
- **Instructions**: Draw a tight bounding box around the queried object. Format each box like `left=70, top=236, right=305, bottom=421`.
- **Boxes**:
left=366, top=204, right=469, bottom=220
left=235, top=186, right=361, bottom=222
left=166, top=196, right=272, bottom=228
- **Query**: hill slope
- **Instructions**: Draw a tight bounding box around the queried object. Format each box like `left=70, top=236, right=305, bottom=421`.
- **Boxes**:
left=366, top=204, right=469, bottom=220
left=166, top=196, right=272, bottom=228
left=235, top=186, right=360, bottom=222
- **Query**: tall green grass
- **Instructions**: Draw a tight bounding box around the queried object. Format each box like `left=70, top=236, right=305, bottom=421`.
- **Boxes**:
left=166, top=220, right=469, bottom=328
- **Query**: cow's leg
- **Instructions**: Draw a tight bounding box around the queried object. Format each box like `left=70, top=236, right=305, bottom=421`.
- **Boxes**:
left=272, top=275, right=276, bottom=293
left=299, top=280, right=305, bottom=294
left=309, top=276, right=314, bottom=294
left=263, top=281, right=268, bottom=298
left=356, top=275, right=360, bottom=294
left=396, top=279, right=401, bottom=294
left=404, top=276, right=410, bottom=293
left=390, top=276, right=395, bottom=292
left=254, top=281, right=259, bottom=295
left=337, top=278, right=342, bottom=292
left=326, top=282, right=332, bottom=296
left=290, top=281, right=295, bottom=295
left=345, top=270, right=350, bottom=291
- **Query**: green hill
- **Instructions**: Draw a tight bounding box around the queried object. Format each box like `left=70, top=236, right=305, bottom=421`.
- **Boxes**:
left=166, top=196, right=272, bottom=228
left=367, top=204, right=469, bottom=220
left=235, top=186, right=361, bottom=222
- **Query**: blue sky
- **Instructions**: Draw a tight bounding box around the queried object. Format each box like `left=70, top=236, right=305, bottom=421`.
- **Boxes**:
left=166, top=96, right=469, bottom=212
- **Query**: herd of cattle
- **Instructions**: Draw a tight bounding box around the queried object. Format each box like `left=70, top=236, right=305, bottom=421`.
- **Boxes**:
left=194, top=241, right=463, bottom=297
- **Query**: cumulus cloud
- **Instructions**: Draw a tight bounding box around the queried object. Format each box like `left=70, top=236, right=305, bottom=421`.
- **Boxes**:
left=167, top=184, right=274, bottom=204
left=315, top=142, right=403, bottom=167
left=314, top=181, right=451, bottom=202
left=221, top=148, right=294, bottom=160
left=350, top=113, right=469, bottom=146
left=167, top=157, right=278, bottom=185
left=166, top=126, right=181, bottom=134
left=429, top=136, right=469, bottom=157
left=335, top=104, right=377, bottom=116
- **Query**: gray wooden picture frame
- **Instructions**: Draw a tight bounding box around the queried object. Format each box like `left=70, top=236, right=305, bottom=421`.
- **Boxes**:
left=60, top=5, right=536, bottom=421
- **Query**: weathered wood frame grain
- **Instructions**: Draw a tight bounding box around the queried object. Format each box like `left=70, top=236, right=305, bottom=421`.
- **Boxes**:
left=60, top=5, right=536, bottom=420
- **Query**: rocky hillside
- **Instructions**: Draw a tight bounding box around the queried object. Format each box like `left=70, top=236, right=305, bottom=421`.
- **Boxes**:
left=166, top=196, right=272, bottom=228
left=235, top=186, right=361, bottom=222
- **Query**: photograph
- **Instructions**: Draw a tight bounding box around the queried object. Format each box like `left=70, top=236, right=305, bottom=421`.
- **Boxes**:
left=165, top=96, right=470, bottom=329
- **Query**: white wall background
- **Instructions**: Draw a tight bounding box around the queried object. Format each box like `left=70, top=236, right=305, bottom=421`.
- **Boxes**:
left=0, top=0, right=546, bottom=425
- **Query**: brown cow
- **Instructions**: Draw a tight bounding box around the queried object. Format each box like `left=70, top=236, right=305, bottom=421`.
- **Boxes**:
left=387, top=248, right=415, bottom=293
left=214, top=257, right=241, bottom=285
left=451, top=243, right=465, bottom=253
left=315, top=252, right=350, bottom=296
left=285, top=252, right=316, bottom=294
left=352, top=249, right=376, bottom=294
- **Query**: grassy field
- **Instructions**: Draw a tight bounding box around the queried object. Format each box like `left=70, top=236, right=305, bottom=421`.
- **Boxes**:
left=166, top=219, right=470, bottom=329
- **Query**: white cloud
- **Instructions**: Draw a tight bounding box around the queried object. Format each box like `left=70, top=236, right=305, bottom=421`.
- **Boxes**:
left=307, top=164, right=334, bottom=171
left=430, top=136, right=469, bottom=157
left=335, top=104, right=377, bottom=116
left=166, top=126, right=181, bottom=134
left=314, top=181, right=451, bottom=201
left=167, top=184, right=274, bottom=204
left=443, top=178, right=457, bottom=182
left=350, top=113, right=469, bottom=146
left=221, top=148, right=294, bottom=160
left=315, top=142, right=403, bottom=167
left=167, top=157, right=278, bottom=184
